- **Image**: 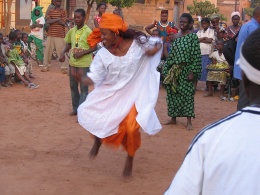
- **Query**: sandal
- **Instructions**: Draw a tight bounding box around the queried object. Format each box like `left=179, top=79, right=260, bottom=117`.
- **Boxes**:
left=28, top=83, right=39, bottom=89
left=1, top=83, right=9, bottom=87
left=220, top=96, right=227, bottom=101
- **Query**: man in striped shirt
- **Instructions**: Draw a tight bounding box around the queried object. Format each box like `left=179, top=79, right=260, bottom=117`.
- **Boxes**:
left=41, top=0, right=67, bottom=73
left=164, top=28, right=260, bottom=195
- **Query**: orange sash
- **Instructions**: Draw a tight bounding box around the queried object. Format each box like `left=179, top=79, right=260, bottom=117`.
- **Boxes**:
left=102, top=105, right=141, bottom=157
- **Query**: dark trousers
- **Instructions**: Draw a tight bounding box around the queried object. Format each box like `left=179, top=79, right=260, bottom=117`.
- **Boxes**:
left=237, top=81, right=250, bottom=110
left=69, top=66, right=89, bottom=113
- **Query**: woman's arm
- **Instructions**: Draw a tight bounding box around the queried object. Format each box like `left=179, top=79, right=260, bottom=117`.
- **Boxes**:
left=94, top=18, right=99, bottom=28
left=73, top=46, right=98, bottom=59
left=145, top=42, right=162, bottom=56
left=145, top=23, right=156, bottom=36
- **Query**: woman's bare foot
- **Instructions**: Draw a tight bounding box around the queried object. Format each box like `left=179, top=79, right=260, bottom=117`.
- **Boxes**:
left=204, top=92, right=213, bottom=97
left=187, top=117, right=192, bottom=131
left=89, top=137, right=102, bottom=159
left=123, top=155, right=133, bottom=178
left=164, top=117, right=177, bottom=125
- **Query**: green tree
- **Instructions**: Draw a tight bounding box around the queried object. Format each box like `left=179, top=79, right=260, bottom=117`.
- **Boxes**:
left=244, top=8, right=254, bottom=18
left=96, top=0, right=135, bottom=9
left=187, top=0, right=227, bottom=21
left=244, top=0, right=260, bottom=18
left=86, top=0, right=135, bottom=22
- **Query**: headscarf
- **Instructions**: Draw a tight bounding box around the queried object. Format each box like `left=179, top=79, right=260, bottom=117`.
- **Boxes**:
left=99, top=13, right=128, bottom=34
left=167, top=28, right=178, bottom=34
left=210, top=13, right=220, bottom=21
left=161, top=10, right=168, bottom=14
left=87, top=13, right=128, bottom=47
left=231, top=11, right=240, bottom=19
left=87, top=28, right=102, bottom=48
left=31, top=6, right=43, bottom=23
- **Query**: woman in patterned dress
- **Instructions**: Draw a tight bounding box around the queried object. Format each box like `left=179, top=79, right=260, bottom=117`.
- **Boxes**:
left=227, top=12, right=241, bottom=40
left=145, top=10, right=178, bottom=42
left=163, top=13, right=202, bottom=130
left=93, top=2, right=106, bottom=28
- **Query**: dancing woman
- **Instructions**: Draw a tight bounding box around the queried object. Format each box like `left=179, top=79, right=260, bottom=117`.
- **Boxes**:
left=75, top=13, right=163, bottom=177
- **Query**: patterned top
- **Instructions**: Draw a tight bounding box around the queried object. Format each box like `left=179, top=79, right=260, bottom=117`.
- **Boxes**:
left=162, top=33, right=201, bottom=117
left=163, top=33, right=202, bottom=82
left=157, top=21, right=175, bottom=42
left=227, top=25, right=240, bottom=40
left=94, top=15, right=102, bottom=25
left=46, top=8, right=67, bottom=38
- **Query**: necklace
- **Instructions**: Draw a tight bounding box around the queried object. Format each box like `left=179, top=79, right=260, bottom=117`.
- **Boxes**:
left=159, top=21, right=169, bottom=28
left=112, top=37, right=123, bottom=53
left=75, top=28, right=84, bottom=47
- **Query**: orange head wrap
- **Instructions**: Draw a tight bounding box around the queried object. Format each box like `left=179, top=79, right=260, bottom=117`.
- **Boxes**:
left=99, top=13, right=128, bottom=34
left=167, top=28, right=178, bottom=34
left=87, top=13, right=128, bottom=48
left=87, top=28, right=102, bottom=48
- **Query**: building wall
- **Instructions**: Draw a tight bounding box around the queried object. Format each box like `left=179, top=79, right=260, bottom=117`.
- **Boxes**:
left=76, top=0, right=249, bottom=31
left=76, top=1, right=175, bottom=31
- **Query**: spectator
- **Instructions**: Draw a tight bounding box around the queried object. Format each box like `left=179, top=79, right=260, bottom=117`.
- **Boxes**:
left=41, top=0, right=68, bottom=73
left=234, top=6, right=260, bottom=110
left=164, top=28, right=260, bottom=195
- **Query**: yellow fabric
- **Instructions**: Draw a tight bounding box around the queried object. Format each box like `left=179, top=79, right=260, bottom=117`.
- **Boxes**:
left=99, top=13, right=128, bottom=34
left=102, top=105, right=141, bottom=157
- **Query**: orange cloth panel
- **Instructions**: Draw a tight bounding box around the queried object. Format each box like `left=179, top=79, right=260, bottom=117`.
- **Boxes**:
left=102, top=105, right=141, bottom=157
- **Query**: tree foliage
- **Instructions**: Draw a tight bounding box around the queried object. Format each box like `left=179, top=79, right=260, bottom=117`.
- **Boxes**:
left=187, top=0, right=227, bottom=21
left=244, top=0, right=260, bottom=18
left=95, top=0, right=135, bottom=8
left=187, top=0, right=219, bottom=17
left=244, top=8, right=254, bottom=18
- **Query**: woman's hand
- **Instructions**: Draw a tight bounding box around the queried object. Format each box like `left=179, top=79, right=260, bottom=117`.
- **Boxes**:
left=187, top=72, right=194, bottom=81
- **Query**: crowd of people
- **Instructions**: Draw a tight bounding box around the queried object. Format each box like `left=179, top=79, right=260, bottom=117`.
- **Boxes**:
left=1, top=0, right=260, bottom=189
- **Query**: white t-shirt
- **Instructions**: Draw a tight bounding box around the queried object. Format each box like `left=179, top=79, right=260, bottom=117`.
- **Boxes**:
left=197, top=28, right=215, bottom=55
left=78, top=38, right=163, bottom=138
left=165, top=106, right=260, bottom=195
left=30, top=16, right=45, bottom=40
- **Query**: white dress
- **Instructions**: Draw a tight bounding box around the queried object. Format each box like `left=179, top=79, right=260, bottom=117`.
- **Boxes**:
left=78, top=38, right=162, bottom=138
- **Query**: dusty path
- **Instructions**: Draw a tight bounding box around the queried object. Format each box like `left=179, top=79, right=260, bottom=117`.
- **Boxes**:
left=0, top=60, right=237, bottom=194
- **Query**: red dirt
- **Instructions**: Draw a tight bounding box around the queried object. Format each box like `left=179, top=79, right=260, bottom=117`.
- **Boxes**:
left=0, top=60, right=237, bottom=194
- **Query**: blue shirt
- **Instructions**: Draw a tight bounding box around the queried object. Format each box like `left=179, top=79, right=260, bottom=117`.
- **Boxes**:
left=234, top=18, right=260, bottom=80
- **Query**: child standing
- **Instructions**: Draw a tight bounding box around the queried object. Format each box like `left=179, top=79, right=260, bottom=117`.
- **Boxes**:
left=28, top=6, right=45, bottom=66
left=21, top=33, right=34, bottom=78
left=205, top=39, right=229, bottom=99
left=59, top=9, right=95, bottom=115
left=197, top=17, right=215, bottom=89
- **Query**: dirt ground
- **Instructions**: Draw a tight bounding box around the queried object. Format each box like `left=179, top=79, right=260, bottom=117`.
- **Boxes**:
left=0, top=60, right=237, bottom=195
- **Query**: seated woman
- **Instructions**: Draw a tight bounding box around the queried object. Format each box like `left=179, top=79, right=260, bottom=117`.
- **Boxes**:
left=205, top=39, right=229, bottom=100
left=7, top=31, right=39, bottom=89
